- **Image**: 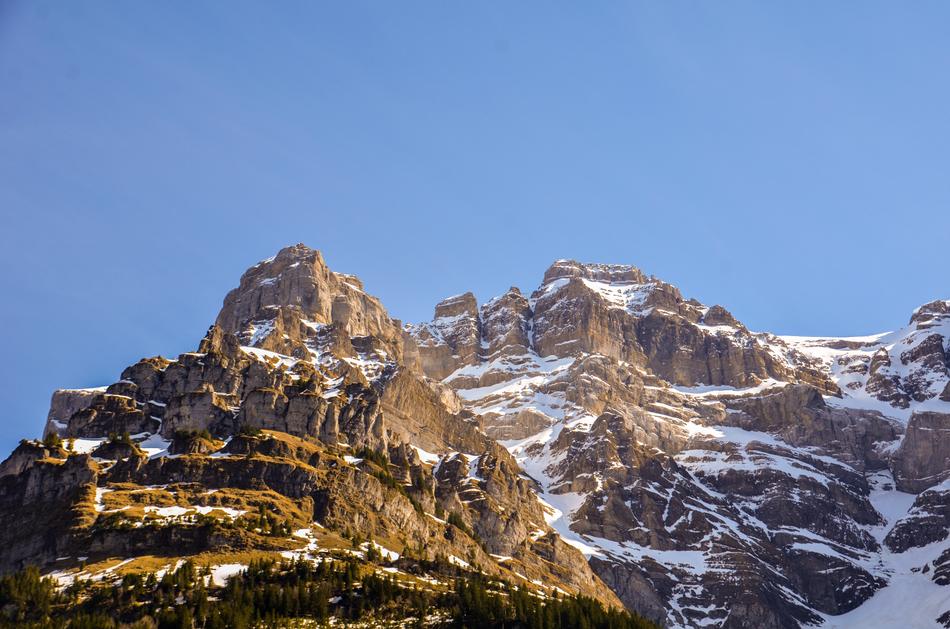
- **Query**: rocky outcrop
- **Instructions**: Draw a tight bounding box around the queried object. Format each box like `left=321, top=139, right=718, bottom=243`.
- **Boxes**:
left=162, top=384, right=238, bottom=437
left=529, top=261, right=837, bottom=392
left=407, top=293, right=482, bottom=380
left=435, top=443, right=545, bottom=553
left=63, top=394, right=159, bottom=438
left=90, top=439, right=145, bottom=461
left=721, top=384, right=901, bottom=470
left=0, top=455, right=97, bottom=572
left=530, top=274, right=642, bottom=362
left=900, top=333, right=950, bottom=402
left=378, top=369, right=487, bottom=454
left=913, top=299, right=950, bottom=327
left=480, top=288, right=531, bottom=358
left=797, top=298, right=950, bottom=413
left=166, top=431, right=219, bottom=455
left=214, top=245, right=421, bottom=385
left=866, top=348, right=911, bottom=408
left=885, top=479, right=950, bottom=552
left=217, top=245, right=398, bottom=349
left=44, top=388, right=101, bottom=437
left=0, top=440, right=69, bottom=478
left=892, top=411, right=950, bottom=492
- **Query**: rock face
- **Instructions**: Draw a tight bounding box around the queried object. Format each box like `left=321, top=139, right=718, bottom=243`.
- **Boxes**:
left=892, top=411, right=950, bottom=492
left=720, top=384, right=901, bottom=471
left=0, top=440, right=69, bottom=478
left=408, top=292, right=482, bottom=380
left=217, top=244, right=396, bottom=348
left=411, top=259, right=838, bottom=396
left=0, top=454, right=97, bottom=571
left=885, top=479, right=950, bottom=553
left=4, top=246, right=950, bottom=628
left=409, top=258, right=950, bottom=627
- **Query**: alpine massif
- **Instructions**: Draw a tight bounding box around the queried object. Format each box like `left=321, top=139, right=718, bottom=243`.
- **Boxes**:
left=3, top=244, right=949, bottom=628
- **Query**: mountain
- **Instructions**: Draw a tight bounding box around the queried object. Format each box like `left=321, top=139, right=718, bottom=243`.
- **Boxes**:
left=3, top=244, right=949, bottom=628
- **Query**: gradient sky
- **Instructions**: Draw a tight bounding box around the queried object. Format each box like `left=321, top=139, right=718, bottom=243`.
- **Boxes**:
left=1, top=2, right=949, bottom=453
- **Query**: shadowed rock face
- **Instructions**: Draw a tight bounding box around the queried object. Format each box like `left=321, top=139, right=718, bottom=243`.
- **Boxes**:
left=892, top=411, right=950, bottom=492
left=0, top=454, right=97, bottom=571
left=885, top=480, right=950, bottom=553
left=719, top=384, right=901, bottom=471
left=6, top=247, right=950, bottom=628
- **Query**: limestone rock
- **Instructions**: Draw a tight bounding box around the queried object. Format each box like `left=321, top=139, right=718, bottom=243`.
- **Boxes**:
left=885, top=480, right=950, bottom=552
left=480, top=288, right=531, bottom=358
left=892, top=411, right=950, bottom=492
left=0, top=455, right=97, bottom=572
left=0, top=440, right=68, bottom=478
left=407, top=292, right=482, bottom=380
left=44, top=388, right=101, bottom=438
left=217, top=244, right=395, bottom=345
left=721, top=384, right=901, bottom=470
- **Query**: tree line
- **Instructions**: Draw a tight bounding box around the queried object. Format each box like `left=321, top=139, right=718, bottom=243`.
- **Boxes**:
left=0, top=556, right=660, bottom=628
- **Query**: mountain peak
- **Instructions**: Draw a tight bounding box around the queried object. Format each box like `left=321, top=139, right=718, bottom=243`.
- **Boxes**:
left=250, top=243, right=324, bottom=270
left=433, top=292, right=479, bottom=318
left=276, top=242, right=321, bottom=259
left=214, top=245, right=402, bottom=362
left=542, top=259, right=649, bottom=286
left=910, top=298, right=950, bottom=325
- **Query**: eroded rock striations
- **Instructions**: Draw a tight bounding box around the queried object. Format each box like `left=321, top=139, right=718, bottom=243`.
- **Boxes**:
left=4, top=245, right=950, bottom=628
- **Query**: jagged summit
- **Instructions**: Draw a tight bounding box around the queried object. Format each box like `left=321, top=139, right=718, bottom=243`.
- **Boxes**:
left=217, top=244, right=396, bottom=351
left=541, top=259, right=651, bottom=286
left=4, top=244, right=950, bottom=628
left=411, top=256, right=833, bottom=393
left=911, top=298, right=950, bottom=325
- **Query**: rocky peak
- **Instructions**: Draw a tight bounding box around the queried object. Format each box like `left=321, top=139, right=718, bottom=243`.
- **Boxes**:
left=215, top=244, right=330, bottom=329
left=700, top=304, right=741, bottom=328
left=216, top=244, right=392, bottom=337
left=911, top=299, right=950, bottom=327
left=433, top=292, right=479, bottom=319
left=528, top=259, right=815, bottom=389
left=541, top=259, right=649, bottom=286
left=480, top=288, right=531, bottom=357
left=214, top=244, right=408, bottom=373
left=409, top=258, right=837, bottom=393
left=406, top=292, right=483, bottom=379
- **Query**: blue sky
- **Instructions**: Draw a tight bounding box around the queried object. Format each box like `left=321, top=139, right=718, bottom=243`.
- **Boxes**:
left=1, top=2, right=948, bottom=452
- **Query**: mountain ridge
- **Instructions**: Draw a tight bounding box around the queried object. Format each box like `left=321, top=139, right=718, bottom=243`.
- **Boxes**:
left=4, top=243, right=949, bottom=628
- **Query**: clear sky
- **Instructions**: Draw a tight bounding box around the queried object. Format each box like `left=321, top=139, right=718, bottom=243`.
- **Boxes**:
left=1, top=2, right=948, bottom=452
